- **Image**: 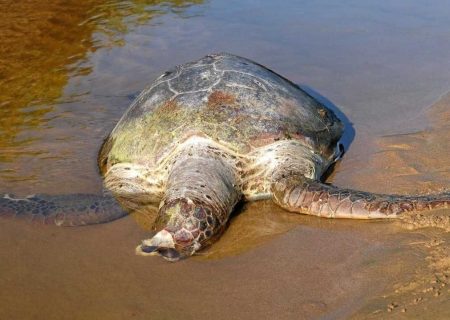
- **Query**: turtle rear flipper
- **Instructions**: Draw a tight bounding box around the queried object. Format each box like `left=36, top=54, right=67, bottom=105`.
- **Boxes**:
left=271, top=176, right=450, bottom=219
left=0, top=193, right=127, bottom=226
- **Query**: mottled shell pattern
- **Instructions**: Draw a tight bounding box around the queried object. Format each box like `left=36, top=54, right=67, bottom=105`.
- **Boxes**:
left=99, top=53, right=343, bottom=205
left=102, top=53, right=342, bottom=163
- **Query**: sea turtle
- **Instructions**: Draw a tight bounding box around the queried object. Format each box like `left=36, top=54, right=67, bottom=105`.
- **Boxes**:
left=1, top=53, right=449, bottom=261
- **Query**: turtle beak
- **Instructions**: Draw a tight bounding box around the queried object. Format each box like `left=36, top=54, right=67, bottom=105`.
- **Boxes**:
left=136, top=229, right=181, bottom=262
left=137, top=245, right=181, bottom=262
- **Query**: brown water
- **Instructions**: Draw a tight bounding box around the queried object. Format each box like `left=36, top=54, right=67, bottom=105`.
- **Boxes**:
left=1, top=1, right=450, bottom=319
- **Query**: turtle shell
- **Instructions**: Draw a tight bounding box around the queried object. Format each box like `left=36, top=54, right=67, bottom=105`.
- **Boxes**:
left=100, top=53, right=343, bottom=171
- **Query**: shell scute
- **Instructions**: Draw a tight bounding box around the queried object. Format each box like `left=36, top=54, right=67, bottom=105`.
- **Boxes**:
left=170, top=64, right=223, bottom=93
left=105, top=53, right=344, bottom=169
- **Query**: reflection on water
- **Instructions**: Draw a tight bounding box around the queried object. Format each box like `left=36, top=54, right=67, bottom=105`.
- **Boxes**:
left=0, top=0, right=203, bottom=160
left=0, top=0, right=204, bottom=192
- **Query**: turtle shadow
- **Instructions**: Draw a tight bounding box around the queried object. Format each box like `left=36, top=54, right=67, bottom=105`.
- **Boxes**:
left=299, top=85, right=355, bottom=151
left=299, top=84, right=355, bottom=182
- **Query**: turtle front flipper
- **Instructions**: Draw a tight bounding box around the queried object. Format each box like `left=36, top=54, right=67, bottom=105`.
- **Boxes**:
left=0, top=193, right=127, bottom=226
left=271, top=176, right=450, bottom=219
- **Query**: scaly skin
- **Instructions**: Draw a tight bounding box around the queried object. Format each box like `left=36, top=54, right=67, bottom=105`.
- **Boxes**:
left=0, top=193, right=126, bottom=226
left=272, top=176, right=450, bottom=219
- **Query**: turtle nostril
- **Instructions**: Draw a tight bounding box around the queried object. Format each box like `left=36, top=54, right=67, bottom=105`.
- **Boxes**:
left=158, top=247, right=181, bottom=261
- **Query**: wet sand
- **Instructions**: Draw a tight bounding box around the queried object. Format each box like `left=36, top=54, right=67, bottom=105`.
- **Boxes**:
left=0, top=202, right=448, bottom=319
left=346, top=94, right=450, bottom=319
left=0, top=204, right=420, bottom=320
left=336, top=92, right=450, bottom=196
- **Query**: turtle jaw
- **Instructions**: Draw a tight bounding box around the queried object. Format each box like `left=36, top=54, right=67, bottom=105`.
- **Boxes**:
left=135, top=229, right=200, bottom=262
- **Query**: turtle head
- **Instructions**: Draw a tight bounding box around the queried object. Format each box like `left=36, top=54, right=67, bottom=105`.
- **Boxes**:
left=135, top=198, right=220, bottom=261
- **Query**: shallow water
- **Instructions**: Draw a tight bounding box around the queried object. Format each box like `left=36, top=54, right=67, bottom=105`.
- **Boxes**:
left=1, top=0, right=450, bottom=319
